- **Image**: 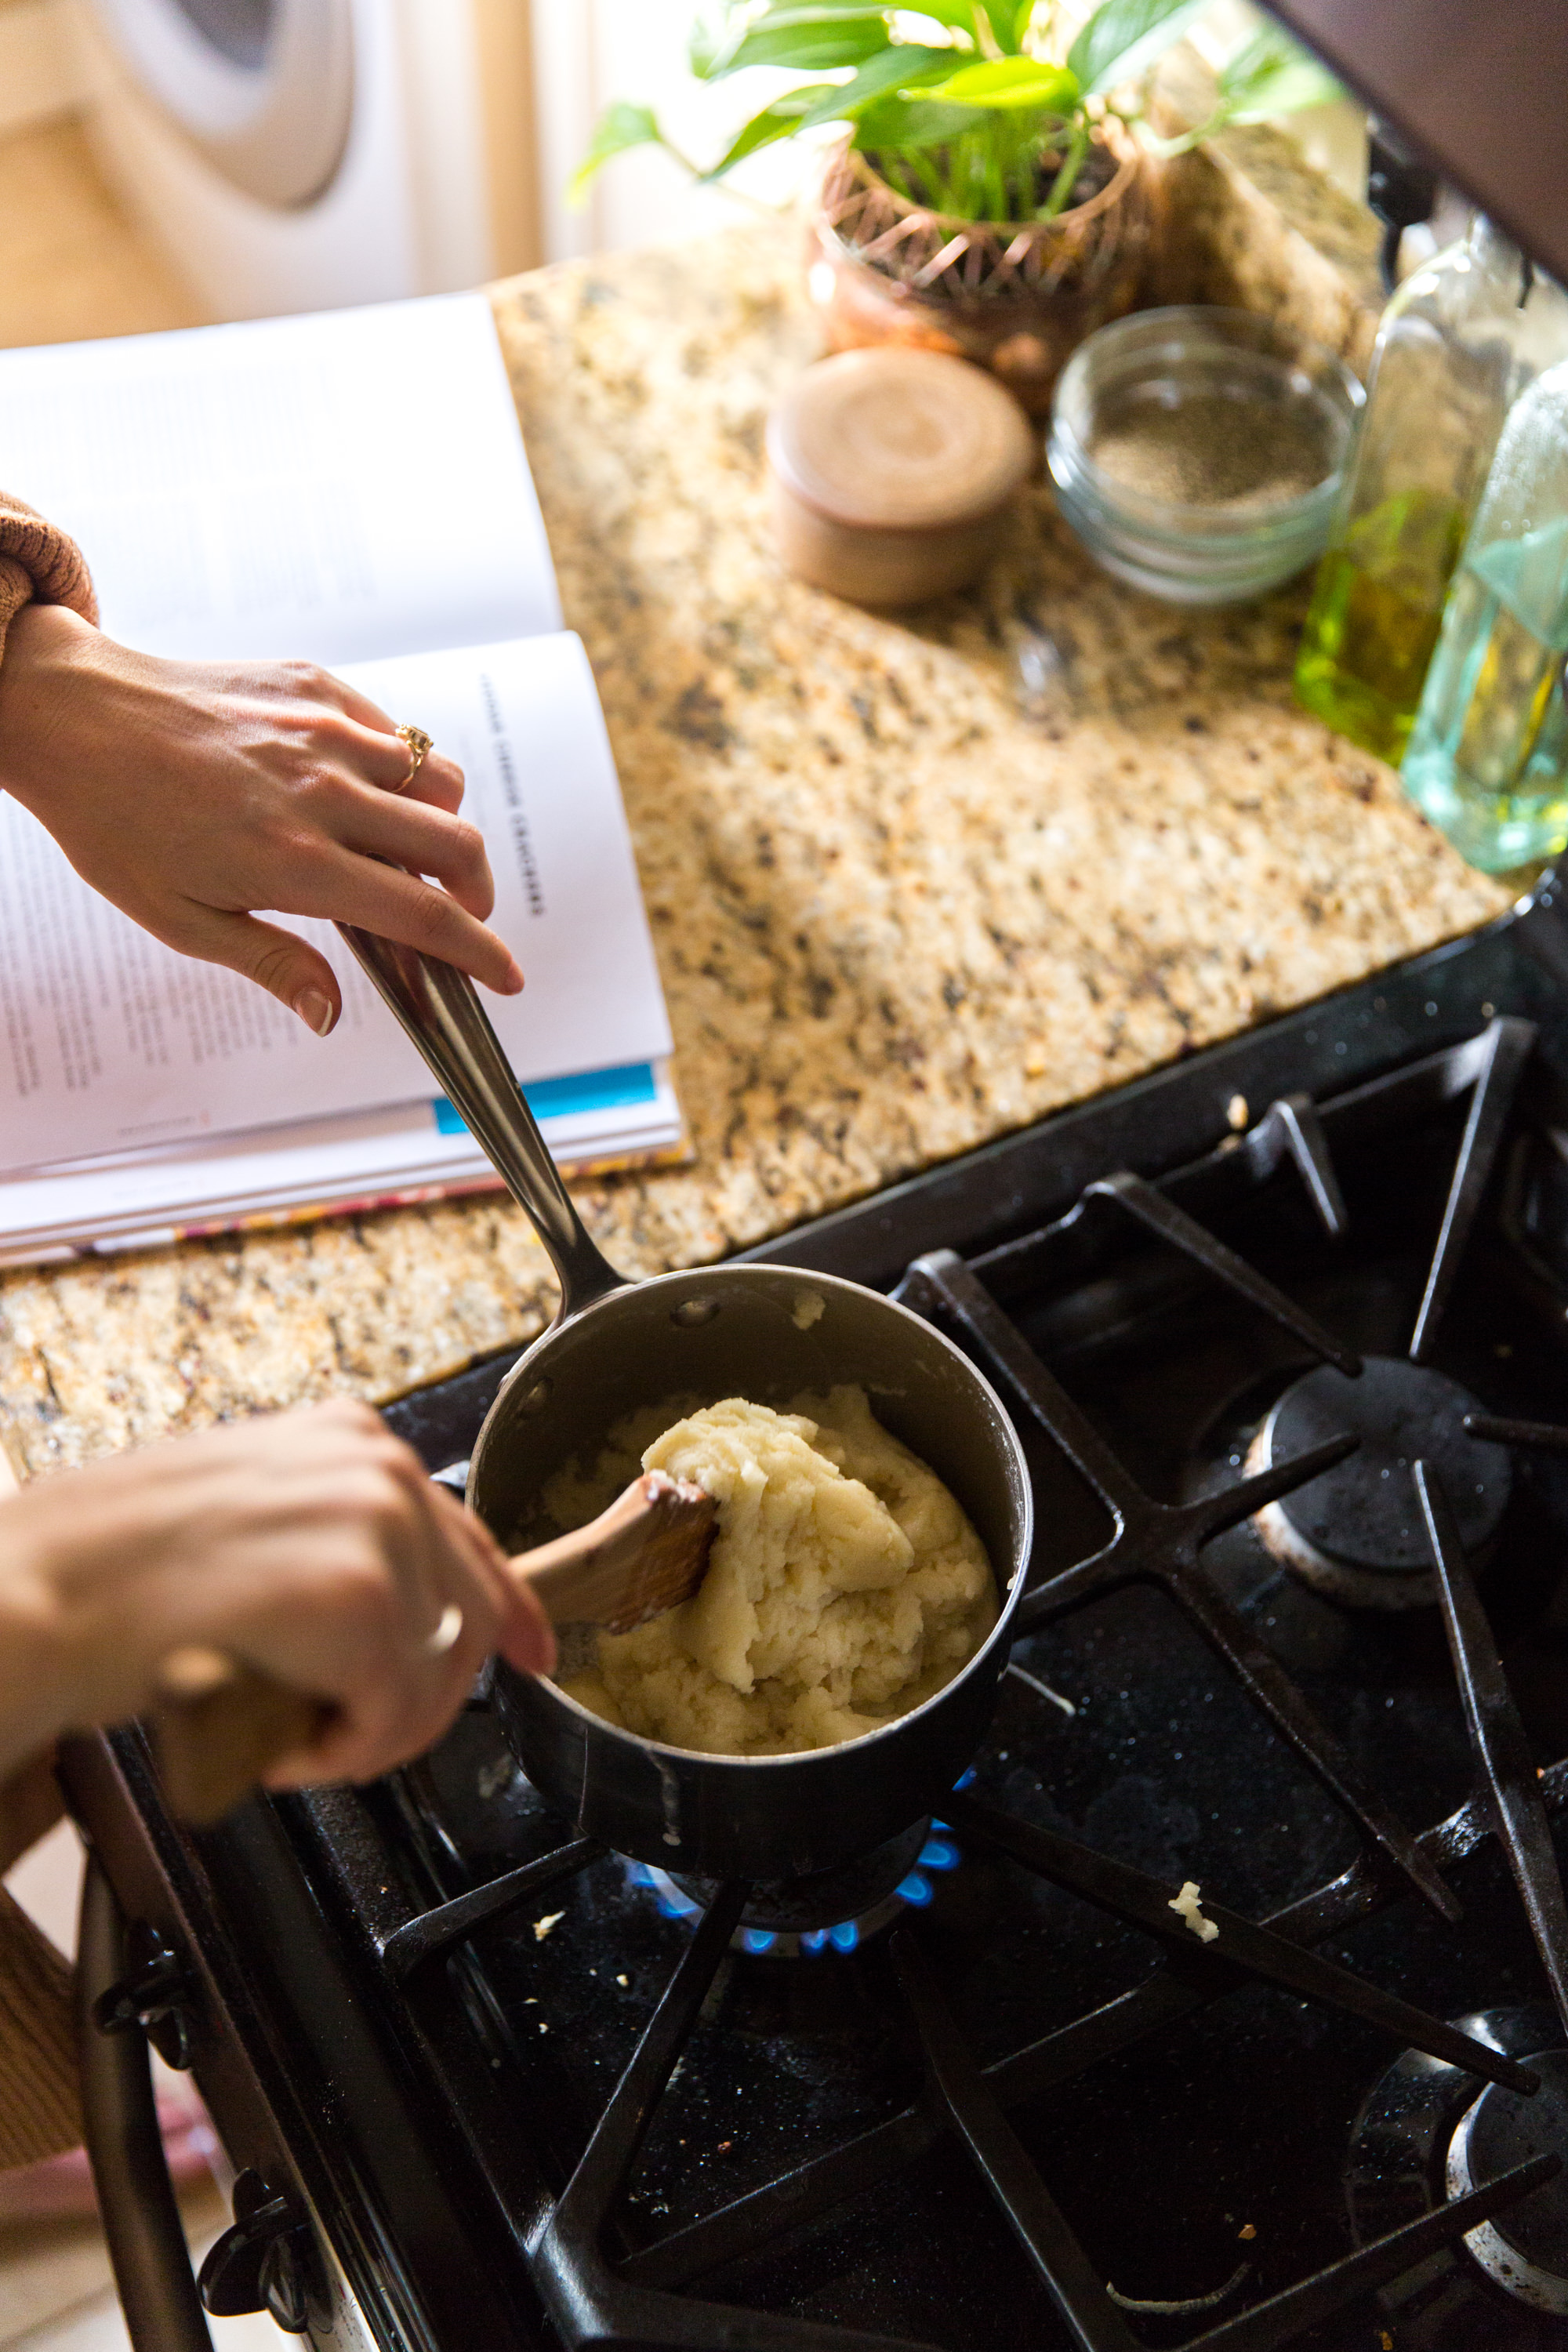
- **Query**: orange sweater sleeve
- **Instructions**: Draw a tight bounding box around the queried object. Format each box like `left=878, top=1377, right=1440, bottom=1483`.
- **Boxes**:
left=0, top=1889, right=81, bottom=2169
left=0, top=492, right=98, bottom=665
left=0, top=1757, right=82, bottom=2172
left=0, top=503, right=99, bottom=2172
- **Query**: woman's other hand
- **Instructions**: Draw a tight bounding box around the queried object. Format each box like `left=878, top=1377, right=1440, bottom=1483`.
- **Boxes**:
left=0, top=604, right=524, bottom=1036
left=0, top=1399, right=554, bottom=1793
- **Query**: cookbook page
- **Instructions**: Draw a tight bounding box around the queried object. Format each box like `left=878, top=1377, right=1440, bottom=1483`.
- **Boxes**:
left=0, top=293, right=559, bottom=663
left=0, top=633, right=672, bottom=1172
left=0, top=1065, right=687, bottom=1265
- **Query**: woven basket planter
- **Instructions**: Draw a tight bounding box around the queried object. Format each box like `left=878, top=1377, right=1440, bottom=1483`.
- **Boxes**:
left=808, top=132, right=1154, bottom=415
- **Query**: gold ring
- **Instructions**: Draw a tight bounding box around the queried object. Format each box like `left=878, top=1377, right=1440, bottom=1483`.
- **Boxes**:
left=393, top=723, right=434, bottom=794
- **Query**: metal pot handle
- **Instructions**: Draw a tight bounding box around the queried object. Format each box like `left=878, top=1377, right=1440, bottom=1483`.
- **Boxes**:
left=336, top=923, right=626, bottom=1321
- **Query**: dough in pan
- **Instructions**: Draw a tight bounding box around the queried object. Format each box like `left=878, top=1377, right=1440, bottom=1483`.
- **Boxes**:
left=554, top=1387, right=995, bottom=1756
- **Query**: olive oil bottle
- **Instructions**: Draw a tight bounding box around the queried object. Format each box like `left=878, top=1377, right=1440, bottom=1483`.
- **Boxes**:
left=1295, top=220, right=1563, bottom=763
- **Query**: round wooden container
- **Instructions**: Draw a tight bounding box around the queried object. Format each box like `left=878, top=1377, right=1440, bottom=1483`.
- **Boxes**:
left=765, top=347, right=1035, bottom=606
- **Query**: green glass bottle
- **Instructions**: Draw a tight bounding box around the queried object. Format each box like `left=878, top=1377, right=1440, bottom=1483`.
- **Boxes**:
left=1294, top=219, right=1563, bottom=764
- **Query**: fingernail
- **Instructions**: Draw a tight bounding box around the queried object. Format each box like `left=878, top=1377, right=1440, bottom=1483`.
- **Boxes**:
left=294, top=988, right=336, bottom=1036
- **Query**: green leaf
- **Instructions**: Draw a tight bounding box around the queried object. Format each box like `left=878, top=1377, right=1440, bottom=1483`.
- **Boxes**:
left=792, top=42, right=956, bottom=129
left=731, top=0, right=973, bottom=41
left=976, top=0, right=1026, bottom=51
left=925, top=56, right=1080, bottom=109
left=1037, top=114, right=1090, bottom=216
left=705, top=83, right=842, bottom=174
left=1215, top=25, right=1342, bottom=119
left=687, top=9, right=727, bottom=78
left=851, top=93, right=983, bottom=151
left=735, top=0, right=970, bottom=35
left=568, top=102, right=663, bottom=204
left=710, top=13, right=893, bottom=75
left=726, top=0, right=891, bottom=24
left=1066, top=0, right=1208, bottom=96
left=898, top=0, right=985, bottom=29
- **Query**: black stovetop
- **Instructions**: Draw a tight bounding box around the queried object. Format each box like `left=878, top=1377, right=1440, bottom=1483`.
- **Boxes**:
left=68, top=877, right=1568, bottom=2352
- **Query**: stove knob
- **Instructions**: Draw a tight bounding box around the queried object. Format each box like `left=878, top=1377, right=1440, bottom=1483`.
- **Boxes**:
left=198, top=2169, right=318, bottom=2335
left=90, top=1922, right=196, bottom=2071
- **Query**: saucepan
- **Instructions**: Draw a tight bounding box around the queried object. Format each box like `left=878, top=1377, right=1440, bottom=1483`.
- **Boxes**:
left=336, top=922, right=1033, bottom=1886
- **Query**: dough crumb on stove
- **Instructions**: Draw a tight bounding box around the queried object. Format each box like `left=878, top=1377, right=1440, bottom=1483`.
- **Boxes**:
left=532, top=1911, right=564, bottom=1942
left=554, top=1388, right=996, bottom=1756
left=1168, top=1880, right=1219, bottom=1943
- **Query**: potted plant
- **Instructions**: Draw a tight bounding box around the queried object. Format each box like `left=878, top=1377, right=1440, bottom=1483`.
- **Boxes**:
left=575, top=2, right=1339, bottom=412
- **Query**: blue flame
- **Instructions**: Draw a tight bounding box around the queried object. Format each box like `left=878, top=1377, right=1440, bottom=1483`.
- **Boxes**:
left=626, top=1860, right=701, bottom=1921
left=953, top=1767, right=978, bottom=1790
left=633, top=1824, right=965, bottom=1960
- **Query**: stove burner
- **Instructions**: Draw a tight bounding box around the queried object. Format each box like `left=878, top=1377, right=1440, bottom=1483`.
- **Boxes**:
left=1248, top=1356, right=1513, bottom=1608
left=1348, top=2008, right=1568, bottom=2343
left=1448, top=2051, right=1568, bottom=2316
left=626, top=1817, right=960, bottom=1955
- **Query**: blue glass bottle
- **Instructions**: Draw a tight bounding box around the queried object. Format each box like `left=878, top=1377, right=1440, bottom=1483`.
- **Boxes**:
left=1402, top=358, right=1568, bottom=871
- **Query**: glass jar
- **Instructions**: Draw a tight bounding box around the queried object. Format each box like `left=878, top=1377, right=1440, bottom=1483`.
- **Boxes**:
left=1046, top=307, right=1361, bottom=606
left=1401, top=358, right=1568, bottom=871
left=1294, top=219, right=1568, bottom=763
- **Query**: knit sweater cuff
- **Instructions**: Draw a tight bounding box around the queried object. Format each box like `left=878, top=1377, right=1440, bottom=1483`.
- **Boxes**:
left=0, top=496, right=99, bottom=669
left=0, top=1888, right=81, bottom=2170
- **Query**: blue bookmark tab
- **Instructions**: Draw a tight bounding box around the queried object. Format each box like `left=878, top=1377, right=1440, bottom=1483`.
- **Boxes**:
left=434, top=1062, right=656, bottom=1136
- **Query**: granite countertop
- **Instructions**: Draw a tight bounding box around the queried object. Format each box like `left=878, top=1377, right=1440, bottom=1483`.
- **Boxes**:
left=0, top=215, right=1512, bottom=1479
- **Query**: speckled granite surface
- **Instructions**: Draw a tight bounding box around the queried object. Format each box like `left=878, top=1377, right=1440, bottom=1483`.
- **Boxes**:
left=1150, top=122, right=1385, bottom=374
left=1146, top=59, right=1385, bottom=376
left=0, top=216, right=1512, bottom=1478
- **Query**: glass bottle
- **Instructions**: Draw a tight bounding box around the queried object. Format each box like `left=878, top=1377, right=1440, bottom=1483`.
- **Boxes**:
left=1294, top=218, right=1564, bottom=764
left=1401, top=358, right=1568, bottom=871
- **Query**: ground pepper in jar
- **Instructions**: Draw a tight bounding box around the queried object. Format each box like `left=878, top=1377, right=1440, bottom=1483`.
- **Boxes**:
left=1087, top=393, right=1332, bottom=511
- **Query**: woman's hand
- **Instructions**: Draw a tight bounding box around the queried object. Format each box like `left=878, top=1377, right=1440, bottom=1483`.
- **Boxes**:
left=0, top=604, right=524, bottom=1036
left=0, top=1399, right=554, bottom=1793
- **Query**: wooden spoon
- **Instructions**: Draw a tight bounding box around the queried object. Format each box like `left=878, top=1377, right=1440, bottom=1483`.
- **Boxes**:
left=151, top=1472, right=717, bottom=1826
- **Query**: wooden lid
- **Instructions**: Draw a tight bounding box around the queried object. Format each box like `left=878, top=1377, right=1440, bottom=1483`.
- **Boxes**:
left=766, top=348, right=1035, bottom=535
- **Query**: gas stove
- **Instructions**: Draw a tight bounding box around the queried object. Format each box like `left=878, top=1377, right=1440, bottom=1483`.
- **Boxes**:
left=63, top=874, right=1568, bottom=2352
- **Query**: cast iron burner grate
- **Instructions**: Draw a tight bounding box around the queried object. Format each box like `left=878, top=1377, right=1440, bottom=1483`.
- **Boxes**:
left=315, top=1011, right=1568, bottom=2352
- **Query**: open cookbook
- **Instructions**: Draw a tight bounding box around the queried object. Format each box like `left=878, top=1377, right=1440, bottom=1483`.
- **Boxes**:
left=0, top=294, right=681, bottom=1266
